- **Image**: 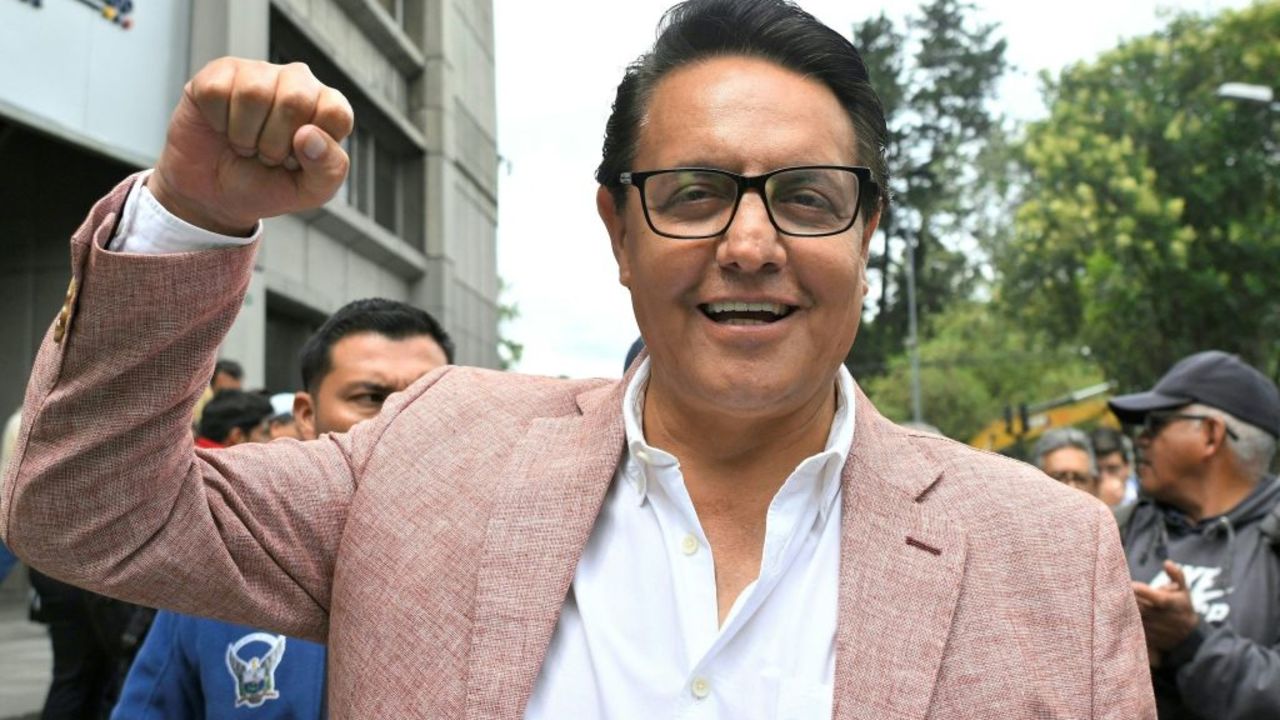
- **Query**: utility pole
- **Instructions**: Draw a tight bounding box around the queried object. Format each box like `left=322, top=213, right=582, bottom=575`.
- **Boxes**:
left=906, top=233, right=923, bottom=424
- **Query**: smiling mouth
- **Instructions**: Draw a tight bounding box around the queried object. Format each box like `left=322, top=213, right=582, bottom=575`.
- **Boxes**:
left=699, top=301, right=796, bottom=326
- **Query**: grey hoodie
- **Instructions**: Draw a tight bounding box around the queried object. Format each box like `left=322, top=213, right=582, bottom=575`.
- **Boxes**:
left=1121, top=475, right=1280, bottom=720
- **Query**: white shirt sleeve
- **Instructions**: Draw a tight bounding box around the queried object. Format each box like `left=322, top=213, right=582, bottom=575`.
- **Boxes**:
left=108, top=170, right=263, bottom=253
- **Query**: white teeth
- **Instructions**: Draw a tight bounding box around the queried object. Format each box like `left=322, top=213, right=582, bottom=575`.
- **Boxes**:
left=722, top=318, right=768, bottom=326
left=705, top=301, right=788, bottom=316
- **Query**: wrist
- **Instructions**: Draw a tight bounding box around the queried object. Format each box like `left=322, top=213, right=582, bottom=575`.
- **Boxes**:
left=1164, top=619, right=1208, bottom=669
left=146, top=169, right=256, bottom=237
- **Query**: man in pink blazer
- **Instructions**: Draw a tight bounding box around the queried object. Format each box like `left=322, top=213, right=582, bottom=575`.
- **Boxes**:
left=3, top=0, right=1153, bottom=717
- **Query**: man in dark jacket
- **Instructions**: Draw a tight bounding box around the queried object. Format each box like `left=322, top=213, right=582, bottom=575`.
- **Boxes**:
left=1110, top=350, right=1280, bottom=720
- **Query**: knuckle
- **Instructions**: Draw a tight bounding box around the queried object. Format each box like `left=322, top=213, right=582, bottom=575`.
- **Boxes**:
left=285, top=61, right=314, bottom=79
left=202, top=56, right=234, bottom=76
left=234, top=80, right=275, bottom=107
left=275, top=90, right=315, bottom=122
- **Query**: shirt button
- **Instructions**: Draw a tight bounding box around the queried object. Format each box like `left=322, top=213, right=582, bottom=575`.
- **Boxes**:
left=691, top=676, right=711, bottom=700
left=680, top=533, right=699, bottom=556
left=634, top=448, right=651, bottom=464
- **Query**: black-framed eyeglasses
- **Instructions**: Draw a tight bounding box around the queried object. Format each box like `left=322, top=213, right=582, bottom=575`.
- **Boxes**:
left=618, top=165, right=879, bottom=240
left=1134, top=411, right=1240, bottom=441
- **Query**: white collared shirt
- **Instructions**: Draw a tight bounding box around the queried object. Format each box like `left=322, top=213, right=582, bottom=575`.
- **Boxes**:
left=111, top=179, right=856, bottom=718
left=526, top=358, right=855, bottom=720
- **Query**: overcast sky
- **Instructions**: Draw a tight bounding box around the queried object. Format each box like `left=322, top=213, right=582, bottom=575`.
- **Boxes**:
left=493, top=0, right=1251, bottom=379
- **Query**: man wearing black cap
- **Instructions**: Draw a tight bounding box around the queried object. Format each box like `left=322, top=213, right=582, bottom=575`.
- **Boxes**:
left=1109, top=350, right=1280, bottom=719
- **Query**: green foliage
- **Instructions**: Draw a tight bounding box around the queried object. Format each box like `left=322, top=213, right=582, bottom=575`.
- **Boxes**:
left=496, top=277, right=524, bottom=371
left=850, top=0, right=1011, bottom=377
left=1001, top=1, right=1280, bottom=388
left=861, top=302, right=1105, bottom=440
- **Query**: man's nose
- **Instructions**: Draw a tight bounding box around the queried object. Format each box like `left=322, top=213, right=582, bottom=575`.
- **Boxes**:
left=715, top=191, right=785, bottom=273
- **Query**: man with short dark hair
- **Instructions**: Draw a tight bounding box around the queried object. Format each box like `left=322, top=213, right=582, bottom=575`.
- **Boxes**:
left=195, top=390, right=274, bottom=449
left=293, top=298, right=452, bottom=441
left=211, top=359, right=244, bottom=392
left=114, top=298, right=451, bottom=719
left=1110, top=350, right=1280, bottom=719
left=5, top=1, right=1153, bottom=716
left=1093, top=426, right=1135, bottom=506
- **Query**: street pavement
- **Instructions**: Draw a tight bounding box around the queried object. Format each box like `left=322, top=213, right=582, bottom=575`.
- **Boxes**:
left=0, top=568, right=49, bottom=720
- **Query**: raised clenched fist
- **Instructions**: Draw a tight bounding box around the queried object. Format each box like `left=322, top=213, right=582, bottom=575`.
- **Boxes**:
left=149, top=58, right=355, bottom=236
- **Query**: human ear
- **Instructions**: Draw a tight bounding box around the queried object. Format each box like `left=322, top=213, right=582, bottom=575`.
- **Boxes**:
left=598, top=186, right=632, bottom=288
left=293, top=392, right=318, bottom=441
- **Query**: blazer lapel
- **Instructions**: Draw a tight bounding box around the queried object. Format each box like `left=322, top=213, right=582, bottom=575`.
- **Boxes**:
left=463, top=380, right=626, bottom=719
left=832, top=388, right=968, bottom=720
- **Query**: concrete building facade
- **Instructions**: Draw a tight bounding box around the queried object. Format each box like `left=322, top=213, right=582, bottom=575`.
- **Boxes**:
left=0, top=0, right=500, bottom=414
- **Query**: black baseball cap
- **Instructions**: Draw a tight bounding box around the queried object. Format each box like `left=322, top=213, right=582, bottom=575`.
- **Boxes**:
left=1108, top=350, right=1280, bottom=438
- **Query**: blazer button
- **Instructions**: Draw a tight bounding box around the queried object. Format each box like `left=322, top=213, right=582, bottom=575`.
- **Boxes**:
left=53, top=277, right=77, bottom=344
left=53, top=310, right=68, bottom=344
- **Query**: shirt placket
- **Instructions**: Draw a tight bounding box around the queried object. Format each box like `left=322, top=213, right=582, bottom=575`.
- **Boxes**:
left=644, top=451, right=836, bottom=718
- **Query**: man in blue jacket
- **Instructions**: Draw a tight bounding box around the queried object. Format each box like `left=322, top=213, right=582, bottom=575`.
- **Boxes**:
left=112, top=299, right=452, bottom=718
left=1110, top=350, right=1280, bottom=720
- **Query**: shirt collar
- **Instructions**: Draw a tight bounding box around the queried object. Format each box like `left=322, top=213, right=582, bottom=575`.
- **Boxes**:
left=620, top=357, right=856, bottom=521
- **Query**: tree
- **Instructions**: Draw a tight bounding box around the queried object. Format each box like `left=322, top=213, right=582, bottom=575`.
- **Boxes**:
left=496, top=277, right=524, bottom=371
left=848, top=0, right=1010, bottom=379
left=863, top=302, right=1105, bottom=441
left=1000, top=1, right=1280, bottom=389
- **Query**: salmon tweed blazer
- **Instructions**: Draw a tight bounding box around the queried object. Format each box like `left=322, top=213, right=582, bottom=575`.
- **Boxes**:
left=2, top=177, right=1155, bottom=719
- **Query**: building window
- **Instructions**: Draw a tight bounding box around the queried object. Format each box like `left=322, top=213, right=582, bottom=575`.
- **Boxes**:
left=376, top=0, right=404, bottom=25
left=270, top=9, right=424, bottom=248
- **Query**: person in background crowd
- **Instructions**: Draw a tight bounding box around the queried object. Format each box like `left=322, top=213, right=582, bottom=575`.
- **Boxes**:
left=5, top=1, right=1153, bottom=716
left=1110, top=350, right=1280, bottom=719
left=1093, top=426, right=1136, bottom=507
left=0, top=408, right=20, bottom=583
left=195, top=390, right=274, bottom=448
left=211, top=360, right=244, bottom=393
left=113, top=298, right=452, bottom=719
left=6, top=405, right=144, bottom=720
left=623, top=337, right=646, bottom=373
left=263, top=393, right=301, bottom=440
left=2, top=406, right=146, bottom=720
left=290, top=298, right=452, bottom=440
left=1033, top=427, right=1101, bottom=498
left=27, top=571, right=138, bottom=720
left=193, top=359, right=246, bottom=429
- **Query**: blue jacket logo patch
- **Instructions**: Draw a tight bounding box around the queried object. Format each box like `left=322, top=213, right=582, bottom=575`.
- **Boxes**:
left=225, top=632, right=287, bottom=708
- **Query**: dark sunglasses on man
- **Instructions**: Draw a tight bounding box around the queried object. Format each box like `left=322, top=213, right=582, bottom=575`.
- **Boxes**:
left=1130, top=410, right=1239, bottom=441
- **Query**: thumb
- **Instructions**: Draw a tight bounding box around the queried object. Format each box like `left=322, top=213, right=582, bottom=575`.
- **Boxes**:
left=292, top=125, right=349, bottom=205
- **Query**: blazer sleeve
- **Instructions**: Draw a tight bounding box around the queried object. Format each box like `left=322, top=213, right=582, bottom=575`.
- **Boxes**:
left=1090, top=502, right=1158, bottom=718
left=0, top=176, right=414, bottom=642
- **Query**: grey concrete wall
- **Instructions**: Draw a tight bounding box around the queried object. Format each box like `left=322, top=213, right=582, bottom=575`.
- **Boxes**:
left=1, top=0, right=499, bottom=401
left=414, top=0, right=499, bottom=368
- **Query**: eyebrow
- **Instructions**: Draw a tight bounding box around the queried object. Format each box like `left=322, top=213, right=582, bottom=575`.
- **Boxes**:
left=343, top=381, right=396, bottom=395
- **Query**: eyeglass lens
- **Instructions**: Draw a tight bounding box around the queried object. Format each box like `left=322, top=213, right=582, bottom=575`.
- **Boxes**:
left=1049, top=470, right=1093, bottom=486
left=641, top=168, right=860, bottom=237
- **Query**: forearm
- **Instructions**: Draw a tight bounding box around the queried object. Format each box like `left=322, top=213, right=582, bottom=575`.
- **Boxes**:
left=1172, top=623, right=1280, bottom=720
left=1, top=174, right=257, bottom=576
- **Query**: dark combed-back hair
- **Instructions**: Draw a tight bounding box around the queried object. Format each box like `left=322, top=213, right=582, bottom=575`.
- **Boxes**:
left=1091, top=427, right=1131, bottom=461
left=299, top=298, right=455, bottom=393
left=596, top=0, right=889, bottom=219
left=212, top=358, right=244, bottom=384
left=198, top=390, right=273, bottom=443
